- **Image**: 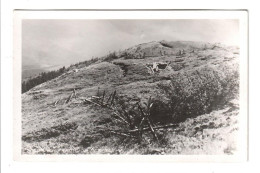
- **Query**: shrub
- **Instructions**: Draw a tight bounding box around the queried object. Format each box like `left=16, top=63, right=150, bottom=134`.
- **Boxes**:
left=104, top=52, right=119, bottom=62
left=121, top=52, right=135, bottom=59
left=149, top=99, right=171, bottom=123
left=170, top=63, right=186, bottom=71
left=157, top=67, right=239, bottom=123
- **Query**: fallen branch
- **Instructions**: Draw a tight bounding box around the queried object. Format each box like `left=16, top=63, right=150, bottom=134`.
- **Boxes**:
left=53, top=99, right=60, bottom=106
left=91, top=96, right=100, bottom=99
left=138, top=103, right=159, bottom=142
left=127, top=124, right=178, bottom=133
left=138, top=117, right=145, bottom=140
left=84, top=98, right=103, bottom=107
left=101, top=90, right=106, bottom=105
left=106, top=92, right=113, bottom=104
left=110, top=90, right=116, bottom=105
left=73, top=88, right=77, bottom=99
left=147, top=117, right=159, bottom=142
left=84, top=95, right=130, bottom=125
left=111, top=112, right=130, bottom=125
left=65, top=93, right=73, bottom=103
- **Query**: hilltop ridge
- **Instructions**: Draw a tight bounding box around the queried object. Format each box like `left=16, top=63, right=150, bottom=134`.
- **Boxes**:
left=22, top=40, right=240, bottom=155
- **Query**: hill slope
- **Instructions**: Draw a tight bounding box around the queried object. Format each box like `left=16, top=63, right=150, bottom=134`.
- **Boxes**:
left=22, top=41, right=240, bottom=155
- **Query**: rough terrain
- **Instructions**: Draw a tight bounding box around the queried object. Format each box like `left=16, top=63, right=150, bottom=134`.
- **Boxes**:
left=22, top=40, right=240, bottom=155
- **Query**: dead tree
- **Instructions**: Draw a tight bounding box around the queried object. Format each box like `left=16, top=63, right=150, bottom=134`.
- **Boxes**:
left=83, top=89, right=173, bottom=143
left=65, top=88, right=77, bottom=104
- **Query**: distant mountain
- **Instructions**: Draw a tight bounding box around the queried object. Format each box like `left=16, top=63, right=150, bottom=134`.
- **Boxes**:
left=22, top=65, right=46, bottom=81
left=22, top=64, right=67, bottom=81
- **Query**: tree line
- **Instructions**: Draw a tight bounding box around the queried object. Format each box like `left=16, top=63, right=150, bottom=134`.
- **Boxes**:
left=22, top=66, right=66, bottom=93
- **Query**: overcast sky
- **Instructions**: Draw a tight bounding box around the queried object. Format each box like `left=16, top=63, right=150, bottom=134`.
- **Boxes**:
left=22, top=19, right=239, bottom=68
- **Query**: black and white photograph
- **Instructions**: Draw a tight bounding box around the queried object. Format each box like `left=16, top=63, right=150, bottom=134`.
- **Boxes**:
left=13, top=10, right=248, bottom=160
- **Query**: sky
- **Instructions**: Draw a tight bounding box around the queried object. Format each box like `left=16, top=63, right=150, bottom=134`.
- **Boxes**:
left=22, top=19, right=239, bottom=68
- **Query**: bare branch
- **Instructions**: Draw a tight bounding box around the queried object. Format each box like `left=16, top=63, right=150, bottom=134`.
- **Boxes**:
left=110, top=90, right=116, bottom=105
left=128, top=124, right=178, bottom=133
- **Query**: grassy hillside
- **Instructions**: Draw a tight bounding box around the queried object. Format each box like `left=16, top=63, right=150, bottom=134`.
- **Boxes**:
left=22, top=41, right=240, bottom=155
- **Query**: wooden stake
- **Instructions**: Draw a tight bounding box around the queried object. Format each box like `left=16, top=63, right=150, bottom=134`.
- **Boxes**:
left=138, top=117, right=145, bottom=140
left=73, top=88, right=76, bottom=98
left=147, top=117, right=159, bottom=142
left=110, top=90, right=116, bottom=105
left=84, top=98, right=103, bottom=107
left=138, top=103, right=159, bottom=142
left=101, top=90, right=106, bottom=105
left=97, top=87, right=100, bottom=97
left=106, top=92, right=113, bottom=104
left=66, top=93, right=73, bottom=103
